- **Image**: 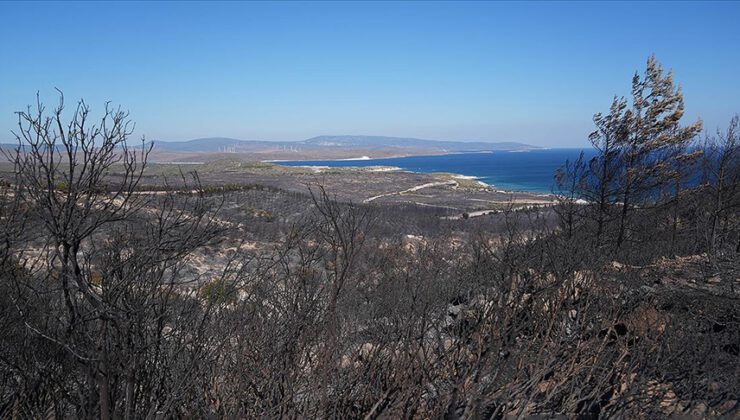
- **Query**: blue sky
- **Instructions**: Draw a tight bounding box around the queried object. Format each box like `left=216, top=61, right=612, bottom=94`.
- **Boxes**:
left=1, top=1, right=738, bottom=147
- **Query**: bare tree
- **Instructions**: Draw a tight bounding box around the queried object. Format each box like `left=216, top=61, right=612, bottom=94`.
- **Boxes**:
left=702, top=115, right=740, bottom=257
left=587, top=97, right=630, bottom=248
left=0, top=93, right=229, bottom=419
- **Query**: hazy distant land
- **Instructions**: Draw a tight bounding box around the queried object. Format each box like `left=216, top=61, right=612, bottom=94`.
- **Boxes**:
left=145, top=135, right=540, bottom=162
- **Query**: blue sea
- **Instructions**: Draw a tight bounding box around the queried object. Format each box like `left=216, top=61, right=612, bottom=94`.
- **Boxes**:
left=278, top=149, right=597, bottom=194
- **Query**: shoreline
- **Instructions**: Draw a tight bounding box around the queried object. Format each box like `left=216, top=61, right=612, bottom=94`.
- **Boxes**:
left=268, top=160, right=558, bottom=198
left=284, top=164, right=556, bottom=198
left=262, top=148, right=585, bottom=197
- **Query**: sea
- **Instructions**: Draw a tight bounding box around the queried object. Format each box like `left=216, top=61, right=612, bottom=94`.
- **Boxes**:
left=277, top=148, right=597, bottom=194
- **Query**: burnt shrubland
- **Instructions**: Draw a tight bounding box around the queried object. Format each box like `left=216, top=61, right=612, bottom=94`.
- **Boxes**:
left=1, top=59, right=738, bottom=418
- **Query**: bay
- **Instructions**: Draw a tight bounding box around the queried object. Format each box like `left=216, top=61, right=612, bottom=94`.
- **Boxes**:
left=277, top=148, right=596, bottom=194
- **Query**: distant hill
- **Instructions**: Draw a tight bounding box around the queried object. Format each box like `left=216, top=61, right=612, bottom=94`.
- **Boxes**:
left=152, top=135, right=539, bottom=153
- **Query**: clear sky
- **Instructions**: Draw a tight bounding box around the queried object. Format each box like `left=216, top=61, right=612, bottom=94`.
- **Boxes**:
left=1, top=1, right=738, bottom=147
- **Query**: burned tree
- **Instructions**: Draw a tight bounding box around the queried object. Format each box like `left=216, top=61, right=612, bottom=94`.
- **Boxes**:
left=614, top=56, right=702, bottom=251
left=702, top=115, right=740, bottom=257
left=0, top=93, right=225, bottom=418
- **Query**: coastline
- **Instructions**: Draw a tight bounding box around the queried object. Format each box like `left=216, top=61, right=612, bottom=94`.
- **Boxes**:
left=273, top=163, right=557, bottom=198
left=268, top=150, right=567, bottom=197
left=127, top=151, right=563, bottom=216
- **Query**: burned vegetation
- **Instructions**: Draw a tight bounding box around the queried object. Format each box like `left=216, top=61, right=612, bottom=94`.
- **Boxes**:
left=1, top=58, right=738, bottom=418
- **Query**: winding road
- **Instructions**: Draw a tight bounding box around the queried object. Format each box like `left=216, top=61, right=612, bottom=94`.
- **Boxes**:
left=363, top=180, right=458, bottom=203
